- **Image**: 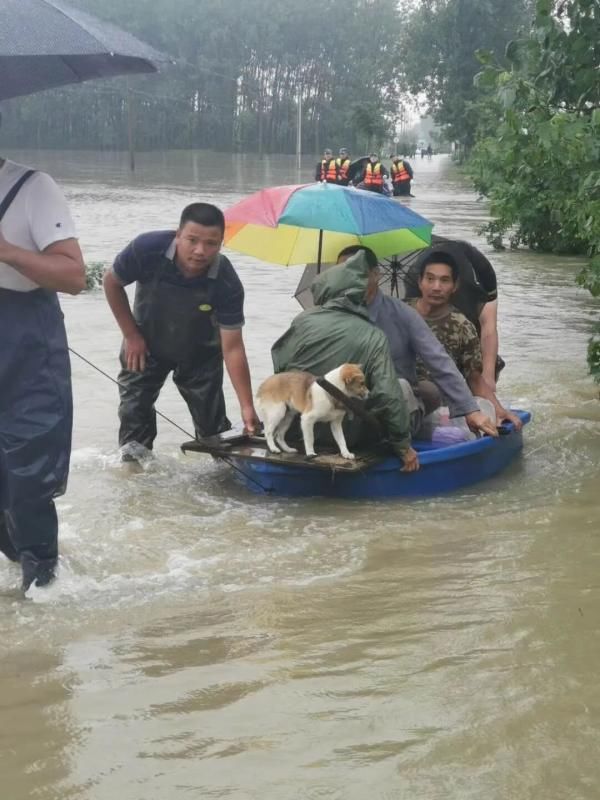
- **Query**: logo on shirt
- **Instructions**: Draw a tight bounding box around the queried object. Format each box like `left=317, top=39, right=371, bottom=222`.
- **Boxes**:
left=56, top=222, right=62, bottom=228
left=198, top=304, right=213, bottom=312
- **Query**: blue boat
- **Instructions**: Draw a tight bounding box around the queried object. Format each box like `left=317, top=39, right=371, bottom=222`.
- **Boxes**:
left=182, top=410, right=531, bottom=499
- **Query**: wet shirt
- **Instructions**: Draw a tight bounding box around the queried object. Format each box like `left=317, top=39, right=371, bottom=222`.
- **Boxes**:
left=112, top=230, right=244, bottom=329
left=406, top=300, right=483, bottom=381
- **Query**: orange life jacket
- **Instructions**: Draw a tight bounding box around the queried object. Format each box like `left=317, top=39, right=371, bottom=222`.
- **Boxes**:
left=391, top=160, right=411, bottom=183
left=364, top=162, right=383, bottom=186
left=336, top=157, right=351, bottom=183
left=320, top=158, right=337, bottom=182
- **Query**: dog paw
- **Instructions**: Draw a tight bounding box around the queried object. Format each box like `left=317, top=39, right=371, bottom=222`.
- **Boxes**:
left=305, top=452, right=317, bottom=459
left=267, top=444, right=281, bottom=454
left=341, top=452, right=355, bottom=460
left=280, top=447, right=298, bottom=454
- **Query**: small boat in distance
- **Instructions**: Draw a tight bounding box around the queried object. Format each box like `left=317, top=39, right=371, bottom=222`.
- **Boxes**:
left=181, top=411, right=531, bottom=499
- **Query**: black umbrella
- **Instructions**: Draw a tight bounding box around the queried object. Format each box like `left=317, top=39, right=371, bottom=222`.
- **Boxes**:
left=294, top=235, right=448, bottom=310
left=0, top=0, right=168, bottom=101
left=347, top=155, right=370, bottom=185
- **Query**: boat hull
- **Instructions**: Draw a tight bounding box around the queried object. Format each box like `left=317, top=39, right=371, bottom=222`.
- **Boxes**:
left=226, top=412, right=531, bottom=499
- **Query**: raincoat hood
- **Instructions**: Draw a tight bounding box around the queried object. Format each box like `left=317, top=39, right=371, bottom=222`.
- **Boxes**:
left=310, top=251, right=370, bottom=311
left=272, top=247, right=411, bottom=457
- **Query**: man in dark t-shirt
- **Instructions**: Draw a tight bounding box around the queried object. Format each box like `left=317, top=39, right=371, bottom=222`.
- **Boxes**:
left=405, top=239, right=501, bottom=390
left=103, top=202, right=259, bottom=456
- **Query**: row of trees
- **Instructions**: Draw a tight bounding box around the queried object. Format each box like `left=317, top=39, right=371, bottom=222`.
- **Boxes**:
left=2, top=0, right=406, bottom=155
left=400, top=0, right=536, bottom=157
left=1, top=0, right=535, bottom=157
left=469, top=0, right=599, bottom=380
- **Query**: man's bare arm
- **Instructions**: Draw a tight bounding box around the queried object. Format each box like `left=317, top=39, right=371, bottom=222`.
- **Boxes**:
left=479, top=299, right=499, bottom=390
left=468, top=370, right=522, bottom=431
left=103, top=269, right=147, bottom=371
left=220, top=328, right=259, bottom=434
left=0, top=233, right=85, bottom=294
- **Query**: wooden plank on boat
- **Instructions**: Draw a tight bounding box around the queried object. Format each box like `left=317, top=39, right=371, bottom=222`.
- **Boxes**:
left=181, top=432, right=384, bottom=472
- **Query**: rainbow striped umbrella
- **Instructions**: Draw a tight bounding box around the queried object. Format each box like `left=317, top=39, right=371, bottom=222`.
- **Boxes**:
left=224, top=182, right=433, bottom=266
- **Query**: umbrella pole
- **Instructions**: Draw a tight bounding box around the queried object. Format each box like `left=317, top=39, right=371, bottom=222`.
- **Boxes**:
left=391, top=256, right=399, bottom=297
left=317, top=229, right=323, bottom=274
left=127, top=80, right=136, bottom=173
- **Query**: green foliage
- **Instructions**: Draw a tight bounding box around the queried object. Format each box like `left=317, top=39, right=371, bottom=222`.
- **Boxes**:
left=576, top=256, right=600, bottom=299
left=85, top=262, right=106, bottom=290
left=587, top=328, right=600, bottom=384
left=1, top=0, right=406, bottom=155
left=400, top=0, right=535, bottom=154
left=347, top=102, right=392, bottom=153
left=468, top=0, right=600, bottom=380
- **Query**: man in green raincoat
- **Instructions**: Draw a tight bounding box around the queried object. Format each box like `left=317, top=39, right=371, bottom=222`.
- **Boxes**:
left=271, top=251, right=419, bottom=472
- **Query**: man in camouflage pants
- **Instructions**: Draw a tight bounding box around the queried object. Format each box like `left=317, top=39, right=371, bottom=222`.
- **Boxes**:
left=406, top=250, right=521, bottom=430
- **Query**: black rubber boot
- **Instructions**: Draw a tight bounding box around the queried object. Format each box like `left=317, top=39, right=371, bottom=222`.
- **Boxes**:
left=0, top=514, right=19, bottom=563
left=20, top=551, right=57, bottom=592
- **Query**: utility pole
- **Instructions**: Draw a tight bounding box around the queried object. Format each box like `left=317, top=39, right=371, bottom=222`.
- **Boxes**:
left=257, top=91, right=264, bottom=161
left=127, top=80, right=136, bottom=173
left=296, top=90, right=302, bottom=172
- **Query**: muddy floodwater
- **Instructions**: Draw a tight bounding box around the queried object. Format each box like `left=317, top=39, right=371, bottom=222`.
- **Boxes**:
left=1, top=151, right=599, bottom=800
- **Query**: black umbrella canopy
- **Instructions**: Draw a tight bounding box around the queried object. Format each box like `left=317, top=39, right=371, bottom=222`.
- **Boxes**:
left=347, top=156, right=370, bottom=184
left=0, top=0, right=168, bottom=101
left=294, top=235, right=448, bottom=310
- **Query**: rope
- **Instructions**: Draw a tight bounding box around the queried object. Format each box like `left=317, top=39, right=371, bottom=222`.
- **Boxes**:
left=68, top=347, right=194, bottom=438
left=68, top=347, right=269, bottom=493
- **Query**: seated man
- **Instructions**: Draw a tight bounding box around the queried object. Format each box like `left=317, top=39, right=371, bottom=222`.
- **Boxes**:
left=337, top=246, right=498, bottom=439
left=407, top=251, right=522, bottom=429
left=404, top=239, right=502, bottom=390
left=271, top=251, right=419, bottom=472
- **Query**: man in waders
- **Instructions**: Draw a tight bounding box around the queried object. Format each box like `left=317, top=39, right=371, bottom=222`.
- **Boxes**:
left=0, top=118, right=86, bottom=591
left=103, top=203, right=259, bottom=458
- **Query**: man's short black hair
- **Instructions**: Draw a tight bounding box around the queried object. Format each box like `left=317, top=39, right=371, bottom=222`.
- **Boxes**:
left=337, top=245, right=378, bottom=269
left=418, top=250, right=459, bottom=282
left=179, top=203, right=225, bottom=235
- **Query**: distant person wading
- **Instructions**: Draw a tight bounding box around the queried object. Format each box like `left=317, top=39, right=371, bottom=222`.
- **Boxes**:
left=315, top=148, right=338, bottom=183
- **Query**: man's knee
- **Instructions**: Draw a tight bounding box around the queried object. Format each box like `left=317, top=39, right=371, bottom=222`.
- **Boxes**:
left=415, top=380, right=441, bottom=416
left=398, top=378, right=425, bottom=437
left=398, top=379, right=420, bottom=413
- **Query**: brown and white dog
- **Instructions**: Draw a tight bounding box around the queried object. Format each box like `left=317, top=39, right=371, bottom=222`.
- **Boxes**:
left=256, top=364, right=369, bottom=459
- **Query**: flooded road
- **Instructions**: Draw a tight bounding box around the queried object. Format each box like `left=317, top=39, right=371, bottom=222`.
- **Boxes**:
left=1, top=151, right=599, bottom=800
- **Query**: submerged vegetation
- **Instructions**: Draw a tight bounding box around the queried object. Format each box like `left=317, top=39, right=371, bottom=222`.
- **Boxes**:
left=2, top=0, right=405, bottom=155
left=85, top=262, right=106, bottom=291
